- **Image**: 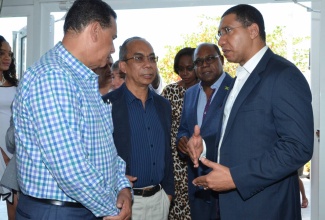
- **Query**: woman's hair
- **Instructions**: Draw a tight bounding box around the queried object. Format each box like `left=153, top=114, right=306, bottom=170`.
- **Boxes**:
left=173, top=47, right=195, bottom=75
left=0, top=35, right=18, bottom=86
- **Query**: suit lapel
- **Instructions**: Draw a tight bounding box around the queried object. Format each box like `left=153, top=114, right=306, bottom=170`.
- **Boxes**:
left=222, top=49, right=273, bottom=144
left=202, top=77, right=230, bottom=127
left=192, top=85, right=200, bottom=128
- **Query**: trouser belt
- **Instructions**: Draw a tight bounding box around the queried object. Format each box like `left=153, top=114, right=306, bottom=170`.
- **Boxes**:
left=25, top=194, right=84, bottom=208
left=133, top=184, right=161, bottom=197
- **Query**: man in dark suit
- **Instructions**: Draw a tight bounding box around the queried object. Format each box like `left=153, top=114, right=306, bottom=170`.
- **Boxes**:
left=102, top=36, right=174, bottom=220
left=187, top=4, right=314, bottom=220
left=176, top=43, right=233, bottom=220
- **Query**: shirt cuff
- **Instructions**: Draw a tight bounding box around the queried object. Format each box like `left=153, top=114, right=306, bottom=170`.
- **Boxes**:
left=199, top=139, right=207, bottom=159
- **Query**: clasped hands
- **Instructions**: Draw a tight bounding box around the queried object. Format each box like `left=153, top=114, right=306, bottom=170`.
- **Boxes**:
left=178, top=125, right=236, bottom=192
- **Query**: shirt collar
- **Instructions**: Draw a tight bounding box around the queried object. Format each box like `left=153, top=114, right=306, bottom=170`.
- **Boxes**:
left=241, top=45, right=268, bottom=74
left=56, top=42, right=97, bottom=82
left=123, top=83, right=154, bottom=104
left=199, top=71, right=226, bottom=90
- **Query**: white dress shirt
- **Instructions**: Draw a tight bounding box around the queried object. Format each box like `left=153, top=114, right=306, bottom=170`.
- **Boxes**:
left=216, top=45, right=268, bottom=162
left=199, top=46, right=269, bottom=161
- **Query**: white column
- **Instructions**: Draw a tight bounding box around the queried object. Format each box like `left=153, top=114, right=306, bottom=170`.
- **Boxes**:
left=310, top=0, right=324, bottom=219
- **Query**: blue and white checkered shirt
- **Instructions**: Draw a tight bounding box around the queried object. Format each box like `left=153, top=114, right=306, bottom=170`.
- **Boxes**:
left=13, top=42, right=130, bottom=217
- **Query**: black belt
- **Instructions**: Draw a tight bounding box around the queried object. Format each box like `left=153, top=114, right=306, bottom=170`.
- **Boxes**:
left=133, top=184, right=161, bottom=197
left=25, top=195, right=84, bottom=208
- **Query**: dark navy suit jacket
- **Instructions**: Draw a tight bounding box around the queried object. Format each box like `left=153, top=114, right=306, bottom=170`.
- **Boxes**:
left=217, top=49, right=314, bottom=219
left=176, top=73, right=233, bottom=219
left=102, top=84, right=175, bottom=196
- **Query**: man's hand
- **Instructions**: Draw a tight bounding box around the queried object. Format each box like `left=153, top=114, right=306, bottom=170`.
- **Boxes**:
left=103, top=188, right=132, bottom=220
left=126, top=175, right=137, bottom=187
left=187, top=125, right=203, bottom=168
left=192, top=157, right=236, bottom=192
left=177, top=136, right=189, bottom=154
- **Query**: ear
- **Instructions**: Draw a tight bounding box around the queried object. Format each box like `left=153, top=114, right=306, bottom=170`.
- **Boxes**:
left=219, top=55, right=225, bottom=65
left=249, top=23, right=260, bottom=40
left=89, top=22, right=101, bottom=42
left=119, top=61, right=127, bottom=74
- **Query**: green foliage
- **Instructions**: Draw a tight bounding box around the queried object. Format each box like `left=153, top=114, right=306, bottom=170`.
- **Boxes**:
left=159, top=17, right=310, bottom=85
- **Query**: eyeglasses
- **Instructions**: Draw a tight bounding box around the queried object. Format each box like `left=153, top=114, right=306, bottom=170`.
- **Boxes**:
left=177, top=66, right=194, bottom=73
left=123, top=54, right=158, bottom=63
left=216, top=26, right=243, bottom=40
left=193, top=55, right=219, bottom=67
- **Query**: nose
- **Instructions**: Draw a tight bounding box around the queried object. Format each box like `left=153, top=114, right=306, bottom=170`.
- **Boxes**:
left=180, top=70, right=188, bottom=75
left=217, top=35, right=225, bottom=47
left=110, top=44, right=115, bottom=54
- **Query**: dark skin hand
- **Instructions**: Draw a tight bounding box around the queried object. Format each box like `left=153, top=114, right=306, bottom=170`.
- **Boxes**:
left=187, top=125, right=204, bottom=168
left=177, top=136, right=189, bottom=155
left=126, top=175, right=138, bottom=187
left=192, top=157, right=236, bottom=192
left=187, top=125, right=236, bottom=191
left=103, top=188, right=132, bottom=220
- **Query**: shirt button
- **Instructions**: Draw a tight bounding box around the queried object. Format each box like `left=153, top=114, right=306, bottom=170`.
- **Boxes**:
left=153, top=162, right=155, bottom=166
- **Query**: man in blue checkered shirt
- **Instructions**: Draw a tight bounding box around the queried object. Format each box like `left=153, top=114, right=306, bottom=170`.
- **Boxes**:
left=12, top=0, right=132, bottom=219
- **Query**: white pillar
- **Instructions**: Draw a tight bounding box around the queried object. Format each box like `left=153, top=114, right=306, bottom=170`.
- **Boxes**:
left=310, top=0, right=324, bottom=219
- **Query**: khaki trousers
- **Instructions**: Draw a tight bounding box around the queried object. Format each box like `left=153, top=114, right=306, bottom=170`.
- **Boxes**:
left=132, top=189, right=170, bottom=220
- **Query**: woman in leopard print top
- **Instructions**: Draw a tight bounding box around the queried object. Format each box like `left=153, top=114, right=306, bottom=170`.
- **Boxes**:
left=162, top=47, right=198, bottom=220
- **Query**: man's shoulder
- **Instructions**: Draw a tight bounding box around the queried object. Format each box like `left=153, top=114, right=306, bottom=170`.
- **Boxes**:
left=102, top=86, right=124, bottom=103
left=186, top=83, right=200, bottom=94
left=183, top=84, right=200, bottom=101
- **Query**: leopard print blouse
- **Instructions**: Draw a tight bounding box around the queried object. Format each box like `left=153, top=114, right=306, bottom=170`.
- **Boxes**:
left=162, top=83, right=191, bottom=220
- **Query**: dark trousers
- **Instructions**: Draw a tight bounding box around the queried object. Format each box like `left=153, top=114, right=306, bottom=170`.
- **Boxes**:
left=190, top=190, right=220, bottom=220
left=16, top=194, right=101, bottom=220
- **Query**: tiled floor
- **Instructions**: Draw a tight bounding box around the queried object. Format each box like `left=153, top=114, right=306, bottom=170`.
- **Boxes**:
left=0, top=177, right=311, bottom=220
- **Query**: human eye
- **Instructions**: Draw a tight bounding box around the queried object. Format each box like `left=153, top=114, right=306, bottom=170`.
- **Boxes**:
left=177, top=66, right=185, bottom=72
left=194, top=59, right=203, bottom=67
left=206, top=56, right=215, bottom=62
left=134, top=55, right=144, bottom=62
left=186, top=66, right=194, bottom=71
left=225, top=27, right=232, bottom=34
left=148, top=55, right=157, bottom=63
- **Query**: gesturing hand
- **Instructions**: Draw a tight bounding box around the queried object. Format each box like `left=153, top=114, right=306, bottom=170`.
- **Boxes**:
left=187, top=125, right=203, bottom=168
left=192, top=157, right=236, bottom=192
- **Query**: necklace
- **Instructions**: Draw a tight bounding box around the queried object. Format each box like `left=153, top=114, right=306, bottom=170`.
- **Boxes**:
left=0, top=73, right=6, bottom=86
